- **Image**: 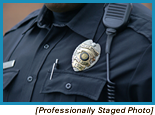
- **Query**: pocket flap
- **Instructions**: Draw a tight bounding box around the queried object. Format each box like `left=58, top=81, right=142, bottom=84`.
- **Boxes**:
left=3, top=69, right=19, bottom=90
left=41, top=70, right=106, bottom=101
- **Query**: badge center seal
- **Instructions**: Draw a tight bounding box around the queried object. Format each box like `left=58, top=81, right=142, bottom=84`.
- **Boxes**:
left=72, top=40, right=101, bottom=71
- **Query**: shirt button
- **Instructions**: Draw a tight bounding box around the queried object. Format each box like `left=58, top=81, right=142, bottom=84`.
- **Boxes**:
left=44, top=44, right=50, bottom=49
left=65, top=83, right=72, bottom=90
left=27, top=76, right=33, bottom=82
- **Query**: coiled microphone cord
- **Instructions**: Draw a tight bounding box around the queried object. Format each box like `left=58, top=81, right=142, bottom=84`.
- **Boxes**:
left=105, top=28, right=116, bottom=102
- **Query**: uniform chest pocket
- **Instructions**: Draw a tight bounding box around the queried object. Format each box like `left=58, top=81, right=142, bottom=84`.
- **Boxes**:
left=3, top=69, right=19, bottom=90
left=40, top=69, right=106, bottom=102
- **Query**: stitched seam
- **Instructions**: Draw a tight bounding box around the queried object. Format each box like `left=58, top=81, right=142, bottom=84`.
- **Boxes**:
left=42, top=90, right=98, bottom=100
left=3, top=69, right=19, bottom=73
left=49, top=69, right=106, bottom=81
left=131, top=13, right=151, bottom=22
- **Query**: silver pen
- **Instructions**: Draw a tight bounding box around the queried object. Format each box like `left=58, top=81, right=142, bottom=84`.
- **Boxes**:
left=50, top=59, right=59, bottom=80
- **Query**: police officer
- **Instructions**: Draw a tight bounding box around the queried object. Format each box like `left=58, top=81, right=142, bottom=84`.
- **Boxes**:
left=3, top=3, right=152, bottom=102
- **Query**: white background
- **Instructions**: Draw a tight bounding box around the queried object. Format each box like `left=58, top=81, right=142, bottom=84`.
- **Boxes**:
left=0, top=105, right=154, bottom=115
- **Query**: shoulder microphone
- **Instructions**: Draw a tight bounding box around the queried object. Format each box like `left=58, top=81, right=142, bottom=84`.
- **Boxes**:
left=102, top=3, right=132, bottom=102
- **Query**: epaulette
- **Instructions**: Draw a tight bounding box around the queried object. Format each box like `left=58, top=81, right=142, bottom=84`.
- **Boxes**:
left=127, top=3, right=152, bottom=43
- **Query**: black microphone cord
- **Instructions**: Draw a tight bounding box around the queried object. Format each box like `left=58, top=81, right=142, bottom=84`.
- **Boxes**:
left=105, top=28, right=116, bottom=102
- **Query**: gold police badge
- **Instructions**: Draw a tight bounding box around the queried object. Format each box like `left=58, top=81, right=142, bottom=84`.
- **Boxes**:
left=72, top=40, right=101, bottom=71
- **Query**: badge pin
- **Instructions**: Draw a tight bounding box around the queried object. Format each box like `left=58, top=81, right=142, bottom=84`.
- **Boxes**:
left=72, top=40, right=101, bottom=71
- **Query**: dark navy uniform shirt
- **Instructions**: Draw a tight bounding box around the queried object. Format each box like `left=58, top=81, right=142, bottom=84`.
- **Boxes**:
left=3, top=3, right=152, bottom=102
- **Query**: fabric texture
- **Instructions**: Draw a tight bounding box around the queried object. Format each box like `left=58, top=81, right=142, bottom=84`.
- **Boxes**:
left=3, top=3, right=152, bottom=102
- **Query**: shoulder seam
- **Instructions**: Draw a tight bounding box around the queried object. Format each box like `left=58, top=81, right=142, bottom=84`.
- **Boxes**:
left=127, top=14, right=152, bottom=43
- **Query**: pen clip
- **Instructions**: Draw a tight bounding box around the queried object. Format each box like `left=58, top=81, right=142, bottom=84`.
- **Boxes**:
left=50, top=59, right=59, bottom=80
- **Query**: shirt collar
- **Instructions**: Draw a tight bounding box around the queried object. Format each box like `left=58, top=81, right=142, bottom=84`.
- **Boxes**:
left=67, top=3, right=105, bottom=39
left=36, top=5, right=53, bottom=29
left=36, top=3, right=105, bottom=39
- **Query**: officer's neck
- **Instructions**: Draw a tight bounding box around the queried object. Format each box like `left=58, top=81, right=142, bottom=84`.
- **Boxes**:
left=52, top=8, right=81, bottom=25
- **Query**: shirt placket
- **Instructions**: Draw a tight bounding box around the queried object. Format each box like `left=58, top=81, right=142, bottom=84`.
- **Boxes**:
left=20, top=25, right=67, bottom=102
